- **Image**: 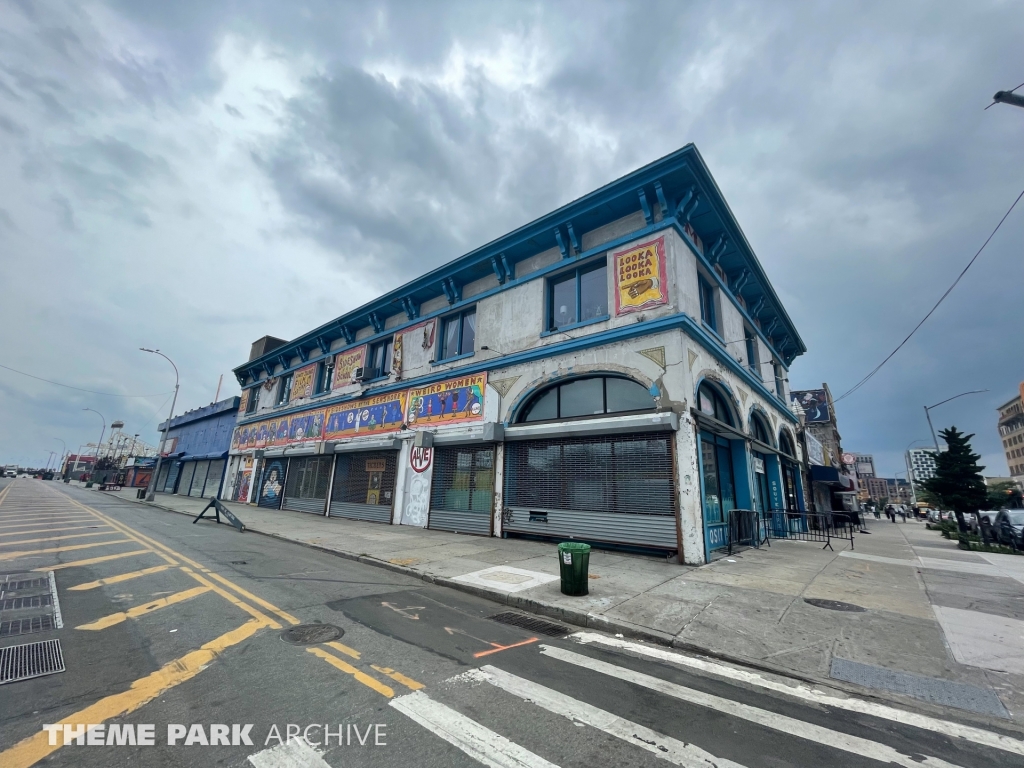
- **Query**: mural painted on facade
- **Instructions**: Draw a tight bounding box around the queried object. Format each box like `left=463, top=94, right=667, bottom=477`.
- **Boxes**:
left=231, top=374, right=486, bottom=452
left=406, top=374, right=486, bottom=427
left=333, top=345, right=366, bottom=387
left=258, top=459, right=286, bottom=508
left=612, top=236, right=669, bottom=315
left=324, top=391, right=407, bottom=438
left=238, top=388, right=249, bottom=413
left=290, top=363, right=318, bottom=401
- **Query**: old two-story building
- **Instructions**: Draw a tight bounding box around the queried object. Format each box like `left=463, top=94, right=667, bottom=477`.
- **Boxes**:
left=223, top=145, right=807, bottom=564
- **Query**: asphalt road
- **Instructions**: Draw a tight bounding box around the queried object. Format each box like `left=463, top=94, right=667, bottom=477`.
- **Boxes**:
left=0, top=477, right=1021, bottom=768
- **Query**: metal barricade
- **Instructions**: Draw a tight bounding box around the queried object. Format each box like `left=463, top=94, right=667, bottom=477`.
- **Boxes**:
left=759, top=509, right=854, bottom=550
left=728, top=509, right=766, bottom=555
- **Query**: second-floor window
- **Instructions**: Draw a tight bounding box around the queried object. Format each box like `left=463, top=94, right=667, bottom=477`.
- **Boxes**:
left=368, top=338, right=393, bottom=379
left=698, top=273, right=717, bottom=332
left=277, top=373, right=293, bottom=405
left=548, top=260, right=607, bottom=331
left=744, top=328, right=759, bottom=374
left=317, top=358, right=335, bottom=394
left=773, top=362, right=785, bottom=398
left=245, top=387, right=259, bottom=413
left=439, top=308, right=476, bottom=360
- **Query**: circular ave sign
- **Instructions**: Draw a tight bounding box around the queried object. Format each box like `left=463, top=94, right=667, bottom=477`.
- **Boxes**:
left=410, top=446, right=433, bottom=473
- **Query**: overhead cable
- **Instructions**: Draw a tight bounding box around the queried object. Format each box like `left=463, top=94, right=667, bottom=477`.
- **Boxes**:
left=0, top=363, right=172, bottom=398
left=834, top=185, right=1024, bottom=404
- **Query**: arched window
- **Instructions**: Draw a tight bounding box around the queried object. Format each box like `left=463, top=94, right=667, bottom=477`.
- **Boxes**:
left=518, top=376, right=654, bottom=423
left=779, top=430, right=796, bottom=458
left=751, top=413, right=772, bottom=445
left=697, top=382, right=733, bottom=426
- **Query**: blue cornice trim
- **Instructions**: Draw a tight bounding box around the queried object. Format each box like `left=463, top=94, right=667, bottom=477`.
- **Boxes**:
left=237, top=310, right=796, bottom=427
left=235, top=144, right=805, bottom=381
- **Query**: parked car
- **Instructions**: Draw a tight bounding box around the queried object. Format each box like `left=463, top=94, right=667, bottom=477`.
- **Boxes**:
left=973, top=510, right=999, bottom=534
left=994, top=510, right=1024, bottom=549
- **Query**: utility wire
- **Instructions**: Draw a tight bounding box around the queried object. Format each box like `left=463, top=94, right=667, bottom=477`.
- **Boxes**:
left=834, top=185, right=1024, bottom=404
left=0, top=363, right=172, bottom=398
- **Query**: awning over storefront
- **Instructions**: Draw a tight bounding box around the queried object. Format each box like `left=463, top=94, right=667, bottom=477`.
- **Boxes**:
left=810, top=465, right=841, bottom=485
left=182, top=451, right=229, bottom=462
left=505, top=411, right=677, bottom=442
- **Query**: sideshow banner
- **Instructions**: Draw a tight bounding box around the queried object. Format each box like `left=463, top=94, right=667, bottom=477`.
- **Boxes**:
left=333, top=345, right=367, bottom=387
left=324, top=391, right=407, bottom=439
left=238, top=388, right=250, bottom=412
left=290, top=363, right=318, bottom=401
left=232, top=407, right=327, bottom=451
left=612, top=236, right=668, bottom=315
left=258, top=460, right=286, bottom=508
left=392, top=334, right=403, bottom=377
left=406, top=373, right=486, bottom=427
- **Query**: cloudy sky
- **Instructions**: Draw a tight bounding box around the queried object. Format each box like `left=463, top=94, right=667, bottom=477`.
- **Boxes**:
left=1, top=0, right=1022, bottom=477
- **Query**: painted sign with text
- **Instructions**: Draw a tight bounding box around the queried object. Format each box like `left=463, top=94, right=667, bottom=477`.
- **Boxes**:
left=333, top=345, right=367, bottom=387
left=290, top=363, right=318, bottom=402
left=405, top=373, right=486, bottom=427
left=612, top=236, right=668, bottom=316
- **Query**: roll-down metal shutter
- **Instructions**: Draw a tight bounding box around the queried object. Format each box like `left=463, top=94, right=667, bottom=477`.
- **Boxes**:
left=428, top=446, right=494, bottom=536
left=203, top=460, right=224, bottom=498
left=328, top=451, right=397, bottom=523
left=177, top=462, right=196, bottom=496
left=503, top=432, right=677, bottom=550
left=188, top=461, right=210, bottom=497
left=282, top=456, right=332, bottom=514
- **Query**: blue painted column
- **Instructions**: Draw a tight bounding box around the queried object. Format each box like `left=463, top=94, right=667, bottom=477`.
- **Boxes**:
left=730, top=440, right=753, bottom=510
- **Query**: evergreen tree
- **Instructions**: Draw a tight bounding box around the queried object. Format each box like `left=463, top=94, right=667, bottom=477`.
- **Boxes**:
left=921, top=427, right=987, bottom=531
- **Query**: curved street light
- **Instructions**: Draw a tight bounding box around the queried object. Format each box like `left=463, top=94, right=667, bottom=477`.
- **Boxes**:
left=83, top=408, right=106, bottom=461
left=924, top=390, right=989, bottom=451
left=140, top=348, right=180, bottom=502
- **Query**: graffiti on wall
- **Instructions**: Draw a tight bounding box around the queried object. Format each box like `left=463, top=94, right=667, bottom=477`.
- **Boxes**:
left=406, top=374, right=486, bottom=427
left=290, top=363, right=318, bottom=402
left=612, top=236, right=669, bottom=316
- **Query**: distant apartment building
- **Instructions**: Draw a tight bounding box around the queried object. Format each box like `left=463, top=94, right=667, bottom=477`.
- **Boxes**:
left=997, top=385, right=1024, bottom=489
left=852, top=453, right=875, bottom=501
left=864, top=476, right=889, bottom=502
left=886, top=477, right=914, bottom=505
left=906, top=447, right=938, bottom=485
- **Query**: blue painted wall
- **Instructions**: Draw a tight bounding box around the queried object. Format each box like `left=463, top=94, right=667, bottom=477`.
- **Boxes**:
left=159, top=397, right=239, bottom=458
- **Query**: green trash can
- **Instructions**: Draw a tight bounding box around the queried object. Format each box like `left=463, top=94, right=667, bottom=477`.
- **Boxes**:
left=558, top=542, right=591, bottom=596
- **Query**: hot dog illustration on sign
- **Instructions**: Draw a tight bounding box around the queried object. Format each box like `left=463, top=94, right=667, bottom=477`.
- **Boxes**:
left=612, top=236, right=669, bottom=315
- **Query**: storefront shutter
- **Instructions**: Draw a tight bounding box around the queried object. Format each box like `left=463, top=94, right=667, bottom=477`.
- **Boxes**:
left=503, top=432, right=677, bottom=550
left=428, top=446, right=494, bottom=535
left=282, top=457, right=332, bottom=514
left=328, top=451, right=398, bottom=523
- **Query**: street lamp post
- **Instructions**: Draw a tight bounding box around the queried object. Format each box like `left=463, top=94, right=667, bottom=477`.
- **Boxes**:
left=53, top=438, right=66, bottom=476
left=83, top=408, right=106, bottom=463
left=141, top=349, right=179, bottom=502
left=923, top=390, right=989, bottom=451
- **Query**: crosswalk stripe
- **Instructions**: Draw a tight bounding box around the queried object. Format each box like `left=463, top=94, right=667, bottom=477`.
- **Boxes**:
left=464, top=667, right=746, bottom=768
left=390, top=690, right=560, bottom=768
left=248, top=737, right=332, bottom=768
left=570, top=632, right=1024, bottom=758
left=542, top=645, right=967, bottom=768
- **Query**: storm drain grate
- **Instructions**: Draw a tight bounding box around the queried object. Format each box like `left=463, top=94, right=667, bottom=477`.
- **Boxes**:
left=1, top=595, right=52, bottom=611
left=1, top=615, right=57, bottom=637
left=0, top=578, right=47, bottom=595
left=0, top=638, right=65, bottom=684
left=830, top=657, right=1009, bottom=718
left=489, top=612, right=569, bottom=637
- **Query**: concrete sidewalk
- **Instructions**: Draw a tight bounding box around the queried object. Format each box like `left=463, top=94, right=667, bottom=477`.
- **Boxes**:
left=78, top=483, right=1024, bottom=724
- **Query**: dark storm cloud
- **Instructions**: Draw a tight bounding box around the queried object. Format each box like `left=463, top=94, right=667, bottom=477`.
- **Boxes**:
left=0, top=0, right=1022, bottom=475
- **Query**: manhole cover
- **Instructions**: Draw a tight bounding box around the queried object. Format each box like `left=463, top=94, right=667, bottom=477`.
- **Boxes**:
left=280, top=624, right=344, bottom=645
left=804, top=598, right=866, bottom=612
